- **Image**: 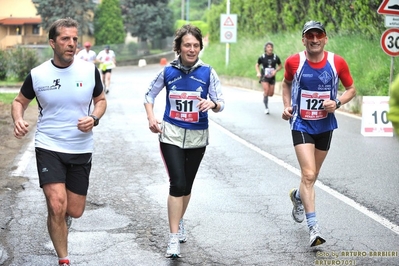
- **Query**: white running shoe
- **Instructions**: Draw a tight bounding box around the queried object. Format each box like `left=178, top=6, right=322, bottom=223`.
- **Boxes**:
left=289, top=188, right=304, bottom=223
left=265, top=108, right=270, bottom=114
left=165, top=233, right=181, bottom=258
left=309, top=224, right=326, bottom=247
left=178, top=219, right=187, bottom=243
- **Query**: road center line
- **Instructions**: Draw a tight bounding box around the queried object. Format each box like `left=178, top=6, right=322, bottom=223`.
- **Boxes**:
left=210, top=119, right=399, bottom=235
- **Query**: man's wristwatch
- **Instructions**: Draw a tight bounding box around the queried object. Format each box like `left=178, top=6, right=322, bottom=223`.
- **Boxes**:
left=334, top=99, right=341, bottom=109
left=89, top=115, right=99, bottom=126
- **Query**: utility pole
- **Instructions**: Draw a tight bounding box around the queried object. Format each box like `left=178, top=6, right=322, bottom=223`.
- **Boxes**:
left=181, top=0, right=184, bottom=20
left=186, top=0, right=190, bottom=21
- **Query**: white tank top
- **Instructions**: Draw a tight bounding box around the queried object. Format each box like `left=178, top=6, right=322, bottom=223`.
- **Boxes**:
left=31, top=59, right=97, bottom=153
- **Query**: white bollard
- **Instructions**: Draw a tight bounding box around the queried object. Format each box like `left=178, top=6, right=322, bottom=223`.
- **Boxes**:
left=138, top=59, right=147, bottom=67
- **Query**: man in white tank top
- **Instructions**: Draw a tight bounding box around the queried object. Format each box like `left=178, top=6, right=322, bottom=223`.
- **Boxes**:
left=11, top=18, right=107, bottom=266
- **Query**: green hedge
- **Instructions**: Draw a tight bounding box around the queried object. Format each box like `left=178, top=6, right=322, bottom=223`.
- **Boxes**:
left=0, top=47, right=39, bottom=81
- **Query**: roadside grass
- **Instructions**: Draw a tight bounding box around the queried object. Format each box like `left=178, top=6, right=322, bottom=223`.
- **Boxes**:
left=0, top=93, right=36, bottom=107
left=200, top=33, right=396, bottom=96
left=0, top=93, right=17, bottom=104
left=0, top=78, right=22, bottom=88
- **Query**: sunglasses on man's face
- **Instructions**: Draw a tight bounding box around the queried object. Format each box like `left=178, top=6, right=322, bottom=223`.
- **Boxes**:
left=303, top=31, right=326, bottom=40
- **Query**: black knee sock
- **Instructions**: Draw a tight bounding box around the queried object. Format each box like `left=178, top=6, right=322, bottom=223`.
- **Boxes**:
left=263, top=96, right=268, bottom=108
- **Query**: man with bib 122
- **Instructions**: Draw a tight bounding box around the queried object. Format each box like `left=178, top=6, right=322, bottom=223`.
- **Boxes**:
left=281, top=20, right=356, bottom=247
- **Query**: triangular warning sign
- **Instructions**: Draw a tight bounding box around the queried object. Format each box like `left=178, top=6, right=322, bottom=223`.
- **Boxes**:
left=378, top=0, right=399, bottom=15
left=224, top=16, right=234, bottom=26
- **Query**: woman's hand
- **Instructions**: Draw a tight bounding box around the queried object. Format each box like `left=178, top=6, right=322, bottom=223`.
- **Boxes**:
left=196, top=96, right=216, bottom=112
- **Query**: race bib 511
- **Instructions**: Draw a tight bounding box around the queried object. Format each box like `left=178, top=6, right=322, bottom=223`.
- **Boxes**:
left=169, top=91, right=200, bottom=122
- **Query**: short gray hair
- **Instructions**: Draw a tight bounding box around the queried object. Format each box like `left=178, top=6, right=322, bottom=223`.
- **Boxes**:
left=48, top=17, right=78, bottom=40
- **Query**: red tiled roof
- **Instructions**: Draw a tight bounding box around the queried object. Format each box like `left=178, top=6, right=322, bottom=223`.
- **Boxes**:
left=0, top=17, right=41, bottom=25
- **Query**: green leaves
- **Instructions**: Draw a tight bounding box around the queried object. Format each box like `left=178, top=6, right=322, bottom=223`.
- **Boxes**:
left=0, top=47, right=39, bottom=81
left=121, top=0, right=174, bottom=42
left=94, top=0, right=125, bottom=45
left=34, top=0, right=96, bottom=36
left=0, top=50, right=8, bottom=80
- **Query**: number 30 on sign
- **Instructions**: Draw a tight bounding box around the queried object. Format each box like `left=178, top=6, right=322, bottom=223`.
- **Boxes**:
left=381, top=28, right=399, bottom=57
left=361, top=96, right=393, bottom=137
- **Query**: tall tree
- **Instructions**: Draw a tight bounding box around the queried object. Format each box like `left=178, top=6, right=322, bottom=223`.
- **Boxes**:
left=169, top=0, right=223, bottom=22
left=121, top=0, right=174, bottom=45
left=32, top=0, right=96, bottom=36
left=94, top=0, right=125, bottom=45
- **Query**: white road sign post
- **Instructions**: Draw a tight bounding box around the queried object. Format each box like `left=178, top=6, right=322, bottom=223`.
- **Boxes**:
left=220, top=14, right=237, bottom=43
left=220, top=13, right=237, bottom=67
left=220, top=0, right=237, bottom=67
left=377, top=0, right=399, bottom=16
left=365, top=1, right=399, bottom=137
left=385, top=15, right=399, bottom=27
left=378, top=1, right=399, bottom=91
left=380, top=28, right=399, bottom=57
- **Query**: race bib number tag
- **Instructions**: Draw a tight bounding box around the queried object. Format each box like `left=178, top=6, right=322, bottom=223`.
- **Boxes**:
left=264, top=68, right=273, bottom=77
left=105, top=61, right=115, bottom=69
left=361, top=96, right=393, bottom=137
left=300, top=90, right=329, bottom=120
left=169, top=91, right=200, bottom=122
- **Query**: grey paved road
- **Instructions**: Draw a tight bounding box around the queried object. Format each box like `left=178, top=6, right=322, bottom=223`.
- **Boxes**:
left=1, top=65, right=398, bottom=266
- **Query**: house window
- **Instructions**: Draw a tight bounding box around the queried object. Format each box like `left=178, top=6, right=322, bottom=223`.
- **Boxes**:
left=32, top=24, right=40, bottom=34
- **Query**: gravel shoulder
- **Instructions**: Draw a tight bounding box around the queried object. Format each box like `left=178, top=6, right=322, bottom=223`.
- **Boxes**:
left=0, top=100, right=37, bottom=251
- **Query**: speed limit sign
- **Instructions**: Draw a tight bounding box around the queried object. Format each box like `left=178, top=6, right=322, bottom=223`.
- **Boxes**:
left=380, top=28, right=399, bottom=57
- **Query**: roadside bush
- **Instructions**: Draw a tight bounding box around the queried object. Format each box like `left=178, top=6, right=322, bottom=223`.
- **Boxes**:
left=362, top=68, right=390, bottom=96
left=175, top=20, right=209, bottom=36
left=0, top=49, right=8, bottom=80
left=8, top=46, right=39, bottom=81
left=127, top=42, right=138, bottom=55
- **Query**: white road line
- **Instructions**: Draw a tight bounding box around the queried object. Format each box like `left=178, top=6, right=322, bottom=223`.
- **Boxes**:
left=11, top=138, right=34, bottom=177
left=210, top=119, right=399, bottom=235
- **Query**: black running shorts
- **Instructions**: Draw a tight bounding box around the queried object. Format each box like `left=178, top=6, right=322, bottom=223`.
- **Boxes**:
left=35, top=147, right=92, bottom=195
left=260, top=76, right=276, bottom=85
left=101, top=69, right=112, bottom=74
left=291, top=130, right=333, bottom=151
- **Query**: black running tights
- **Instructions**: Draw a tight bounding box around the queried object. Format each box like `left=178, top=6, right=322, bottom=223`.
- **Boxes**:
left=160, top=142, right=206, bottom=197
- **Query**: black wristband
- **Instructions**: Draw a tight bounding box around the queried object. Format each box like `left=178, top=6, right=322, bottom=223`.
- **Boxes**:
left=89, top=115, right=99, bottom=126
left=334, top=99, right=341, bottom=109
left=211, top=100, right=218, bottom=110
